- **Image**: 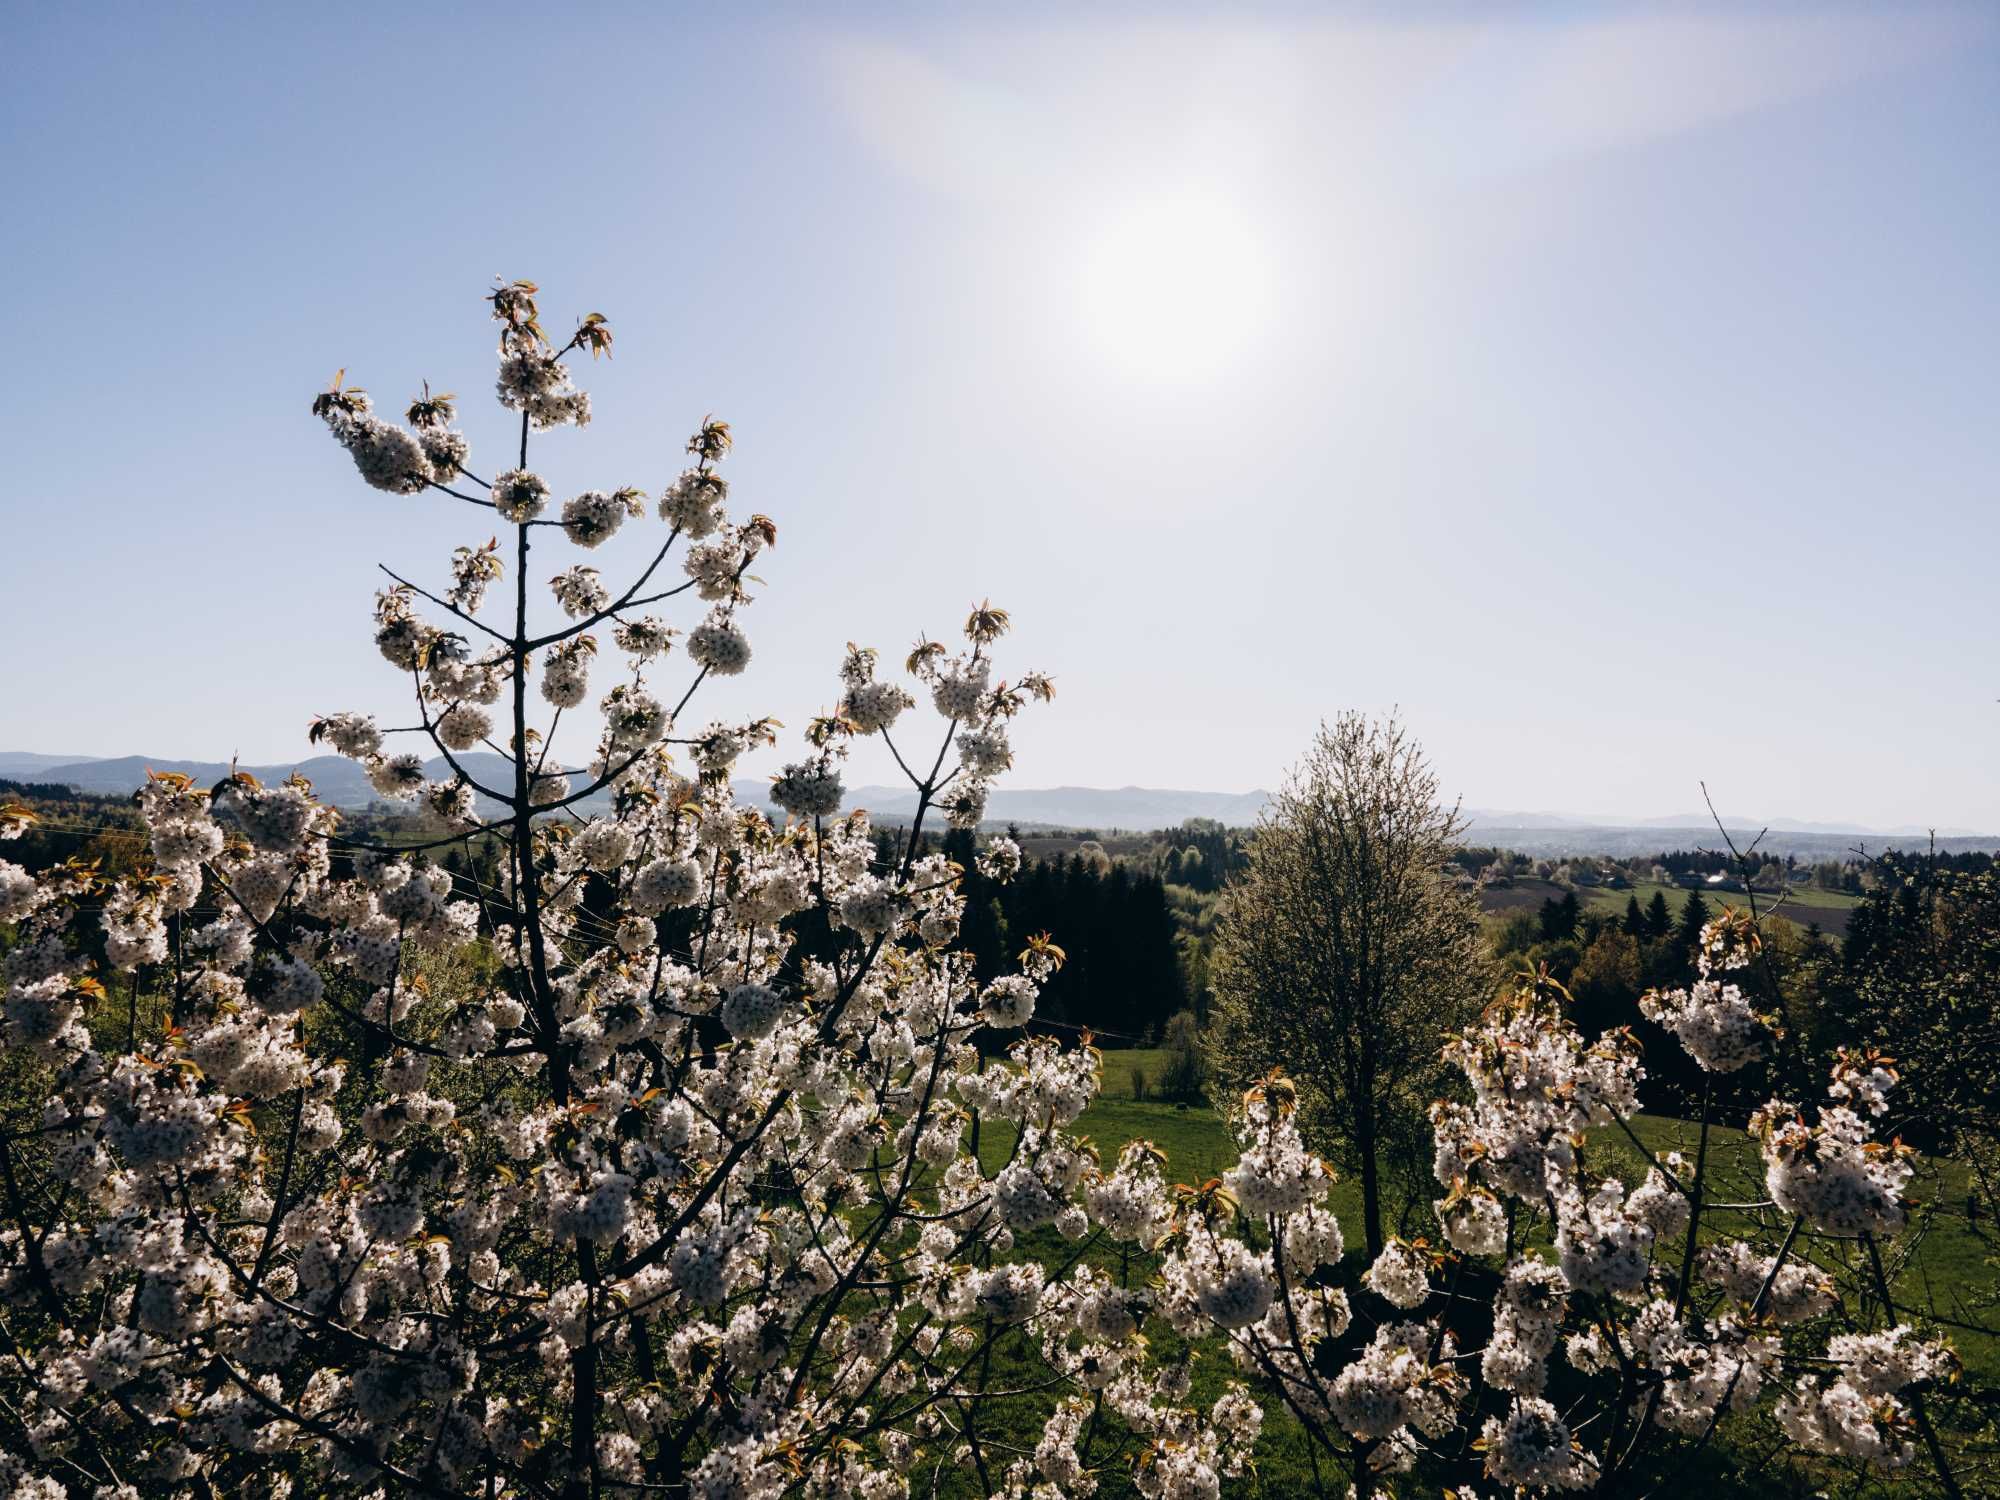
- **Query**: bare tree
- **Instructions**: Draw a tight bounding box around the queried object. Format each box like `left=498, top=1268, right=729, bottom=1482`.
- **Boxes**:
left=1206, top=711, right=1488, bottom=1255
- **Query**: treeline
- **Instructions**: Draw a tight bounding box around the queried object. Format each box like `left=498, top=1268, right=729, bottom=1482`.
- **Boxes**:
left=0, top=779, right=150, bottom=877
left=0, top=780, right=497, bottom=889
left=862, top=819, right=1260, bottom=1046
left=1140, top=817, right=1249, bottom=893
left=1138, top=820, right=1253, bottom=1018
left=1455, top=843, right=1898, bottom=895
left=1489, top=885, right=1832, bottom=1110
left=1822, top=855, right=2000, bottom=1152
left=875, top=827, right=1188, bottom=1043
left=1491, top=854, right=2000, bottom=1142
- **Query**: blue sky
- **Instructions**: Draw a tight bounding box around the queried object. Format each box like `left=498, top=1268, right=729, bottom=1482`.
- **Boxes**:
left=2, top=2, right=1996, bottom=828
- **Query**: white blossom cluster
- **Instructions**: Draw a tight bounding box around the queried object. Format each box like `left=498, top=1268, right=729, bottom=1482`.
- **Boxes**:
left=1776, top=1323, right=1958, bottom=1471
left=1638, top=912, right=1776, bottom=1072
left=1479, top=1396, right=1599, bottom=1490
left=1751, top=1052, right=1916, bottom=1236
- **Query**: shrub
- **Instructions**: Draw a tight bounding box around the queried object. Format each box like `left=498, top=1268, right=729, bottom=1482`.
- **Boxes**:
left=1157, top=1009, right=1208, bottom=1104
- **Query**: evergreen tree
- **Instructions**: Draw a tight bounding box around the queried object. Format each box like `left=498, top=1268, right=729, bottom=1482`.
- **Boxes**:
left=1677, top=889, right=1711, bottom=951
left=1621, top=894, right=1646, bottom=938
left=1538, top=891, right=1581, bottom=941
left=1645, top=890, right=1673, bottom=941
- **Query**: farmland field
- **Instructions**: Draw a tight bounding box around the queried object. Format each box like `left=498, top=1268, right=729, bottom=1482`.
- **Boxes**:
left=1480, top=877, right=1862, bottom=937
left=1582, top=879, right=1861, bottom=936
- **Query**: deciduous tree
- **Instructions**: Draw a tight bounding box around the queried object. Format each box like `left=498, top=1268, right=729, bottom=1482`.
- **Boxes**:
left=1203, top=713, right=1487, bottom=1255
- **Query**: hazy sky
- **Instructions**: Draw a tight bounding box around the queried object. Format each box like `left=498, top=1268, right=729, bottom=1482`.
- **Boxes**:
left=3, top=2, right=1996, bottom=828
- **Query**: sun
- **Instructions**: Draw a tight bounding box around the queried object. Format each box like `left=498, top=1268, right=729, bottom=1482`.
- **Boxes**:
left=1077, top=186, right=1275, bottom=381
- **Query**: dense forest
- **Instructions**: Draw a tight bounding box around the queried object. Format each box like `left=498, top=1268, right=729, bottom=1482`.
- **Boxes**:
left=871, top=826, right=1189, bottom=1044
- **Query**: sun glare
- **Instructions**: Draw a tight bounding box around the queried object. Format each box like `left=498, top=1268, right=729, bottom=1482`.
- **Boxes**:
left=1077, top=187, right=1275, bottom=381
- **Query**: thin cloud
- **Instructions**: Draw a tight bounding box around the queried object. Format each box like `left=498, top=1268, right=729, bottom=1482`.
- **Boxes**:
left=824, top=8, right=1992, bottom=200
left=1485, top=7, right=1991, bottom=165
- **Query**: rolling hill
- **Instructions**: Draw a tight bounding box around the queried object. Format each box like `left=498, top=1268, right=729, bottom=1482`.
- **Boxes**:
left=4, top=753, right=1274, bottom=831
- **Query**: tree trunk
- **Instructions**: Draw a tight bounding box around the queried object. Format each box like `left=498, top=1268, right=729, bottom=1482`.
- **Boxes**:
left=1356, top=1091, right=1383, bottom=1258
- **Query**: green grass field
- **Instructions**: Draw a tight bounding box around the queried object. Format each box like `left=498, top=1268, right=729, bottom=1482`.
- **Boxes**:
left=1581, top=880, right=1860, bottom=926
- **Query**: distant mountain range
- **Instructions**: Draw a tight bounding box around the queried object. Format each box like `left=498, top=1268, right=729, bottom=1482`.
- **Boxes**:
left=3, top=751, right=530, bottom=809
left=1458, top=808, right=1987, bottom=839
left=0, top=751, right=107, bottom=775
left=1456, top=823, right=2000, bottom=861
left=4, top=751, right=1993, bottom=851
left=0, top=751, right=1272, bottom=830
left=848, top=784, right=1273, bottom=830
